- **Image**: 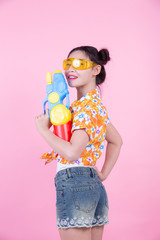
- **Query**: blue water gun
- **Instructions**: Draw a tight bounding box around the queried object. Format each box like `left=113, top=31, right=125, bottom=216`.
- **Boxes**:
left=43, top=70, right=72, bottom=141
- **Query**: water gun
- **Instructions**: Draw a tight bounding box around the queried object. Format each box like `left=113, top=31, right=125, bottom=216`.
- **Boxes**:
left=43, top=70, right=72, bottom=141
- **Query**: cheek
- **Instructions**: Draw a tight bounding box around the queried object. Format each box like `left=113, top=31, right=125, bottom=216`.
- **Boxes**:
left=81, top=71, right=91, bottom=81
left=64, top=71, right=68, bottom=79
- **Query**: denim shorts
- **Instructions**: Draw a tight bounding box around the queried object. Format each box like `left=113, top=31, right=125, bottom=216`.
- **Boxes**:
left=54, top=166, right=109, bottom=229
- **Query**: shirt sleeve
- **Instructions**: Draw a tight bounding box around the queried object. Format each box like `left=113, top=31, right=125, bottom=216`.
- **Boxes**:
left=106, top=117, right=110, bottom=125
left=103, top=105, right=110, bottom=125
left=71, top=108, right=97, bottom=141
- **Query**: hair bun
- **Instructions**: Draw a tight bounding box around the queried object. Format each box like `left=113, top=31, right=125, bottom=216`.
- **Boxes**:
left=98, top=48, right=111, bottom=65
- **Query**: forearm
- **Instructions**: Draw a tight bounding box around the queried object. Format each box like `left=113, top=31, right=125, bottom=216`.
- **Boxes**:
left=101, top=142, right=122, bottom=179
left=40, top=129, right=73, bottom=161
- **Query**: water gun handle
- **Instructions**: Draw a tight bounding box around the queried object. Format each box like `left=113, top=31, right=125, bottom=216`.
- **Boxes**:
left=43, top=97, right=48, bottom=115
left=65, top=93, right=70, bottom=110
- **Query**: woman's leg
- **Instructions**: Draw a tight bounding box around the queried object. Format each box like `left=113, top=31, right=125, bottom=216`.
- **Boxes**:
left=91, top=225, right=104, bottom=240
left=58, top=227, right=91, bottom=240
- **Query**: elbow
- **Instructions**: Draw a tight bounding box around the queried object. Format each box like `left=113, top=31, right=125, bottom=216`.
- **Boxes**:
left=119, top=137, right=123, bottom=146
left=117, top=136, right=123, bottom=147
left=108, top=136, right=123, bottom=146
left=118, top=137, right=123, bottom=147
left=112, top=137, right=123, bottom=147
left=66, top=148, right=80, bottom=162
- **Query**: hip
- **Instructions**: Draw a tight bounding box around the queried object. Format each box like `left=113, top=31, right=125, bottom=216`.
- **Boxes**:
left=54, top=166, right=105, bottom=191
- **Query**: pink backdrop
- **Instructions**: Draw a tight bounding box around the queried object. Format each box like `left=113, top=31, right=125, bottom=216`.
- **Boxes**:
left=0, top=0, right=160, bottom=239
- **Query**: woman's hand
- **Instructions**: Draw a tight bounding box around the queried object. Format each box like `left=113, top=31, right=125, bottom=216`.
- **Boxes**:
left=35, top=109, right=52, bottom=135
left=93, top=166, right=107, bottom=182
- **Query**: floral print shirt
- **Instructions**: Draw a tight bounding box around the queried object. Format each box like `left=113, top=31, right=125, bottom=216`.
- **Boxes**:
left=41, top=87, right=110, bottom=166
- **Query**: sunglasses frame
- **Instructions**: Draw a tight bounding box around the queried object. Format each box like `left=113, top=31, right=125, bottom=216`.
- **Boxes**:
left=63, top=58, right=98, bottom=70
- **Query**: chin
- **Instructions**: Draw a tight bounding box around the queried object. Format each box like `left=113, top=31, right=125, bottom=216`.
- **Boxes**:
left=68, top=81, right=79, bottom=87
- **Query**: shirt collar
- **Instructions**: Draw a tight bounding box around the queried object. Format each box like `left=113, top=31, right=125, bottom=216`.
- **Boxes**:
left=70, top=87, right=101, bottom=113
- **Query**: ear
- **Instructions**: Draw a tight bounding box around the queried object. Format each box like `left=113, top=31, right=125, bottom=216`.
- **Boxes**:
left=92, top=65, right=101, bottom=76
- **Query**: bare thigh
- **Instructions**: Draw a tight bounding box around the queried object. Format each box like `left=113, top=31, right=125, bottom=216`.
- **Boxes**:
left=58, top=227, right=91, bottom=240
left=91, top=225, right=104, bottom=240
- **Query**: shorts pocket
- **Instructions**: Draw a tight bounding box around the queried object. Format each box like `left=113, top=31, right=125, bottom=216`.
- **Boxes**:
left=71, top=185, right=96, bottom=213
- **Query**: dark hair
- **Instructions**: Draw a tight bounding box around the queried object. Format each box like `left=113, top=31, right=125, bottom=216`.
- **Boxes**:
left=67, top=45, right=111, bottom=89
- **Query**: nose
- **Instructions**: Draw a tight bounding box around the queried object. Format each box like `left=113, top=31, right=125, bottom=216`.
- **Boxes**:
left=65, top=65, right=76, bottom=77
left=68, top=64, right=75, bottom=71
left=67, top=64, right=77, bottom=73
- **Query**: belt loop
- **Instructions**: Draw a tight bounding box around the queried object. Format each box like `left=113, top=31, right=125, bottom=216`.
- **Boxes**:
left=90, top=167, right=94, bottom=178
left=66, top=168, right=72, bottom=178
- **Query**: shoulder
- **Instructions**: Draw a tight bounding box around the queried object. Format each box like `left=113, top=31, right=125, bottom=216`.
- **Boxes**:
left=89, top=99, right=109, bottom=119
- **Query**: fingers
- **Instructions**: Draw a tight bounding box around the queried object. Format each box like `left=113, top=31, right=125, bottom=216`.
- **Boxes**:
left=93, top=166, right=99, bottom=175
left=45, top=108, right=49, bottom=115
left=35, top=114, right=43, bottom=119
left=35, top=110, right=49, bottom=119
left=93, top=166, right=99, bottom=172
left=93, top=166, right=101, bottom=177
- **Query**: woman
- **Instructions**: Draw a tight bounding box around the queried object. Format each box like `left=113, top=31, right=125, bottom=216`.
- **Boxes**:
left=35, top=46, right=123, bottom=240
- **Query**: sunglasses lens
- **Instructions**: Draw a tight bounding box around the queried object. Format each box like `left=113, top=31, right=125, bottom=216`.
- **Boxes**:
left=63, top=59, right=71, bottom=70
left=72, top=59, right=81, bottom=69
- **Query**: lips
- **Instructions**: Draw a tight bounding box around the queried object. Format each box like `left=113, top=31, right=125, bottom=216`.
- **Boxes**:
left=67, top=74, right=78, bottom=80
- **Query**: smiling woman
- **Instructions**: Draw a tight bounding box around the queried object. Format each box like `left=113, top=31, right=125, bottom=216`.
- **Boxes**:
left=35, top=45, right=123, bottom=240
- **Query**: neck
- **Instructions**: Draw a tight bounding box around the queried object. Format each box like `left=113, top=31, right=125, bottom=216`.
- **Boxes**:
left=76, top=85, right=96, bottom=100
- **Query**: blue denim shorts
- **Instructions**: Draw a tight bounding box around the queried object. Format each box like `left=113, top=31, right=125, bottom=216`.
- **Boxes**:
left=54, top=166, right=109, bottom=229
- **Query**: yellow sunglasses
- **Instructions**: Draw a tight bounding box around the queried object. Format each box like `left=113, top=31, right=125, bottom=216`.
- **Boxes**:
left=63, top=58, right=98, bottom=70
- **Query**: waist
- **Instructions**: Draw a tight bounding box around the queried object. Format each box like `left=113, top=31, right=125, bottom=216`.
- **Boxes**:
left=54, top=166, right=96, bottom=183
left=56, top=161, right=95, bottom=173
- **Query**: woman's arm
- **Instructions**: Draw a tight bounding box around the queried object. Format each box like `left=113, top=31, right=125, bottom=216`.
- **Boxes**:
left=35, top=109, right=89, bottom=162
left=94, top=122, right=123, bottom=181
